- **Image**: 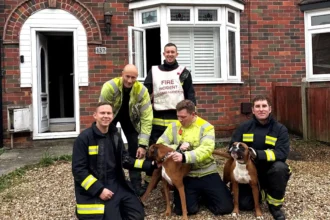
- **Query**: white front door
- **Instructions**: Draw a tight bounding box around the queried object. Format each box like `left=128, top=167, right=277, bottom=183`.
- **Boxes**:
left=37, top=33, right=50, bottom=132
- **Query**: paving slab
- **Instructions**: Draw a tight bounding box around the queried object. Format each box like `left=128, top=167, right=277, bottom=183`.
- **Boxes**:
left=0, top=145, right=73, bottom=176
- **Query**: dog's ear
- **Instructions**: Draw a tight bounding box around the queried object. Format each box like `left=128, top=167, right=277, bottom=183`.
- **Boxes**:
left=248, top=147, right=257, bottom=159
left=147, top=144, right=156, bottom=158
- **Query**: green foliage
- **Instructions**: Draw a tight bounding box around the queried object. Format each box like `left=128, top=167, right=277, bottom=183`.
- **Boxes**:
left=39, top=151, right=54, bottom=167
left=56, top=154, right=72, bottom=161
left=0, top=166, right=28, bottom=192
left=215, top=141, right=227, bottom=149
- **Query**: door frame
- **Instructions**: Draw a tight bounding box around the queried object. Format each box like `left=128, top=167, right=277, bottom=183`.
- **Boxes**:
left=31, top=28, right=80, bottom=139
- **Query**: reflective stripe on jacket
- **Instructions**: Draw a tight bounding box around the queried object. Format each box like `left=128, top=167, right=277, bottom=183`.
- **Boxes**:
left=230, top=115, right=290, bottom=163
left=156, top=116, right=216, bottom=177
left=99, top=77, right=153, bottom=146
left=72, top=123, right=153, bottom=220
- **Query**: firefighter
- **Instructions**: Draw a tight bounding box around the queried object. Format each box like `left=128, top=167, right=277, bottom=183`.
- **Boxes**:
left=72, top=102, right=157, bottom=220
left=99, top=64, right=153, bottom=196
left=144, top=42, right=196, bottom=186
left=230, top=95, right=291, bottom=220
left=157, top=100, right=234, bottom=216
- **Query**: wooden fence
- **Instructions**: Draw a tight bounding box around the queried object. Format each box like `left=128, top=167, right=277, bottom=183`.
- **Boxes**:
left=273, top=84, right=330, bottom=143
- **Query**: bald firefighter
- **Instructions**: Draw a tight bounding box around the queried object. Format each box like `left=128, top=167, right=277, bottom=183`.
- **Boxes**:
left=99, top=64, right=153, bottom=196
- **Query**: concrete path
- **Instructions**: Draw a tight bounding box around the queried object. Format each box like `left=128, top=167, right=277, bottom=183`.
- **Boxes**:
left=0, top=144, right=73, bottom=176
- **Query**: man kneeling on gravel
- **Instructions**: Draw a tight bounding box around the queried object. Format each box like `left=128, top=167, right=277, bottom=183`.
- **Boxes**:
left=230, top=95, right=291, bottom=220
left=72, top=102, right=157, bottom=220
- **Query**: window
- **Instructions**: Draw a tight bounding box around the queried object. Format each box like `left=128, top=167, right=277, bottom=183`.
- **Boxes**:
left=142, top=10, right=157, bottom=24
left=130, top=3, right=243, bottom=83
left=139, top=8, right=160, bottom=27
left=170, top=9, right=191, bottom=21
left=198, top=10, right=218, bottom=21
left=169, top=27, right=220, bottom=79
left=305, top=10, right=330, bottom=81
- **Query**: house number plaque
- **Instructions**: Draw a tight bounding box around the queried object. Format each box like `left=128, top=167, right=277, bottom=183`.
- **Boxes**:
left=95, top=47, right=107, bottom=54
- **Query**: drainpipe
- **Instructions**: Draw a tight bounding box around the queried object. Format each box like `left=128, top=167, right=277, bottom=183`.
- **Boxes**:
left=0, top=38, right=3, bottom=148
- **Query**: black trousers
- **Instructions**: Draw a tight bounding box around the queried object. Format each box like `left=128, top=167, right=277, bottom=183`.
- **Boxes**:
left=173, top=173, right=233, bottom=216
left=103, top=185, right=144, bottom=220
left=238, top=161, right=291, bottom=210
left=112, top=118, right=141, bottom=189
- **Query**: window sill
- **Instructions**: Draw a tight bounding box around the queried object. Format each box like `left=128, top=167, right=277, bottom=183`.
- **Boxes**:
left=193, top=80, right=244, bottom=84
left=306, top=77, right=330, bottom=82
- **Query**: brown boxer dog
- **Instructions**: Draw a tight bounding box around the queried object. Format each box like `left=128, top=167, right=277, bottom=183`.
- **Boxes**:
left=141, top=144, right=191, bottom=220
left=214, top=142, right=263, bottom=219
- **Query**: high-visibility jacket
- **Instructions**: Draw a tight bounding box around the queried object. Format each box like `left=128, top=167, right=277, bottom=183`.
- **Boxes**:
left=99, top=77, right=153, bottom=147
left=156, top=116, right=217, bottom=178
left=72, top=123, right=154, bottom=220
left=230, top=115, right=290, bottom=163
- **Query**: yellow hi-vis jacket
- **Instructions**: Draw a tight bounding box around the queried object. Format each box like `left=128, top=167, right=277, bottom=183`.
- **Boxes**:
left=99, top=77, right=153, bottom=147
left=157, top=116, right=217, bottom=177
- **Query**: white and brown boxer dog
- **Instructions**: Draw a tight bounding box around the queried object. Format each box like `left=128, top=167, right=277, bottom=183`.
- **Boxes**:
left=213, top=142, right=263, bottom=219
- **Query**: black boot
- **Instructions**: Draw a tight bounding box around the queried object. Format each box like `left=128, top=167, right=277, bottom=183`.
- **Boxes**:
left=268, top=204, right=285, bottom=220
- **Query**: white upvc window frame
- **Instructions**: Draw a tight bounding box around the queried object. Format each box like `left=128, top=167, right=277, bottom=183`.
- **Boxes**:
left=304, top=8, right=330, bottom=82
left=225, top=7, right=241, bottom=81
left=129, top=3, right=243, bottom=84
left=167, top=6, right=194, bottom=25
left=128, top=26, right=147, bottom=79
left=138, top=7, right=160, bottom=28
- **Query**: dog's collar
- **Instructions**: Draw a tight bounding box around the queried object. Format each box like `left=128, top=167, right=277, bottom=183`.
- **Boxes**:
left=154, top=146, right=172, bottom=163
left=160, top=152, right=171, bottom=162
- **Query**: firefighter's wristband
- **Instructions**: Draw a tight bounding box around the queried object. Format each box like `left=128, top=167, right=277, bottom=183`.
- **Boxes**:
left=181, top=152, right=186, bottom=163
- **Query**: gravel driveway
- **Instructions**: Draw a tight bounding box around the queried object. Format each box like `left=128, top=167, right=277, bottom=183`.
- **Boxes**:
left=0, top=138, right=329, bottom=220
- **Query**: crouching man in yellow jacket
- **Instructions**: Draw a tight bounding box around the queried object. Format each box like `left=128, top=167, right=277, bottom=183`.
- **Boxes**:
left=156, top=99, right=233, bottom=216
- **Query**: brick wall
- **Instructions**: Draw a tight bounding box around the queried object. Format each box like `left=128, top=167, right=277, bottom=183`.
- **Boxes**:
left=0, top=0, right=320, bottom=147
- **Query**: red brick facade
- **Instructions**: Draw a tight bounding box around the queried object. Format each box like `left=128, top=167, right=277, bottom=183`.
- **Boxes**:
left=0, top=0, right=327, bottom=147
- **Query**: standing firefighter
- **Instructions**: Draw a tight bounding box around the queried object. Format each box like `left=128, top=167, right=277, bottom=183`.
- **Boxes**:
left=230, top=95, right=291, bottom=220
left=72, top=102, right=157, bottom=220
left=144, top=43, right=196, bottom=186
left=144, top=42, right=196, bottom=145
left=99, top=64, right=153, bottom=196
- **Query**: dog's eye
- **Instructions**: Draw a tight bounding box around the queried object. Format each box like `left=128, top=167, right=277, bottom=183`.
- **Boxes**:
left=239, top=146, right=245, bottom=150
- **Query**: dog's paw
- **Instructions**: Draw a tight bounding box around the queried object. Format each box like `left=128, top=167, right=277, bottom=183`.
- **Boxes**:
left=164, top=210, right=171, bottom=217
left=232, top=212, right=239, bottom=218
left=256, top=216, right=264, bottom=220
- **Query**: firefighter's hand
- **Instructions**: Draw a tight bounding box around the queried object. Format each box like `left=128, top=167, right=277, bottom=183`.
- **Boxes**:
left=99, top=188, right=114, bottom=201
left=136, top=147, right=146, bottom=159
left=169, top=152, right=183, bottom=162
left=179, top=142, right=190, bottom=151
